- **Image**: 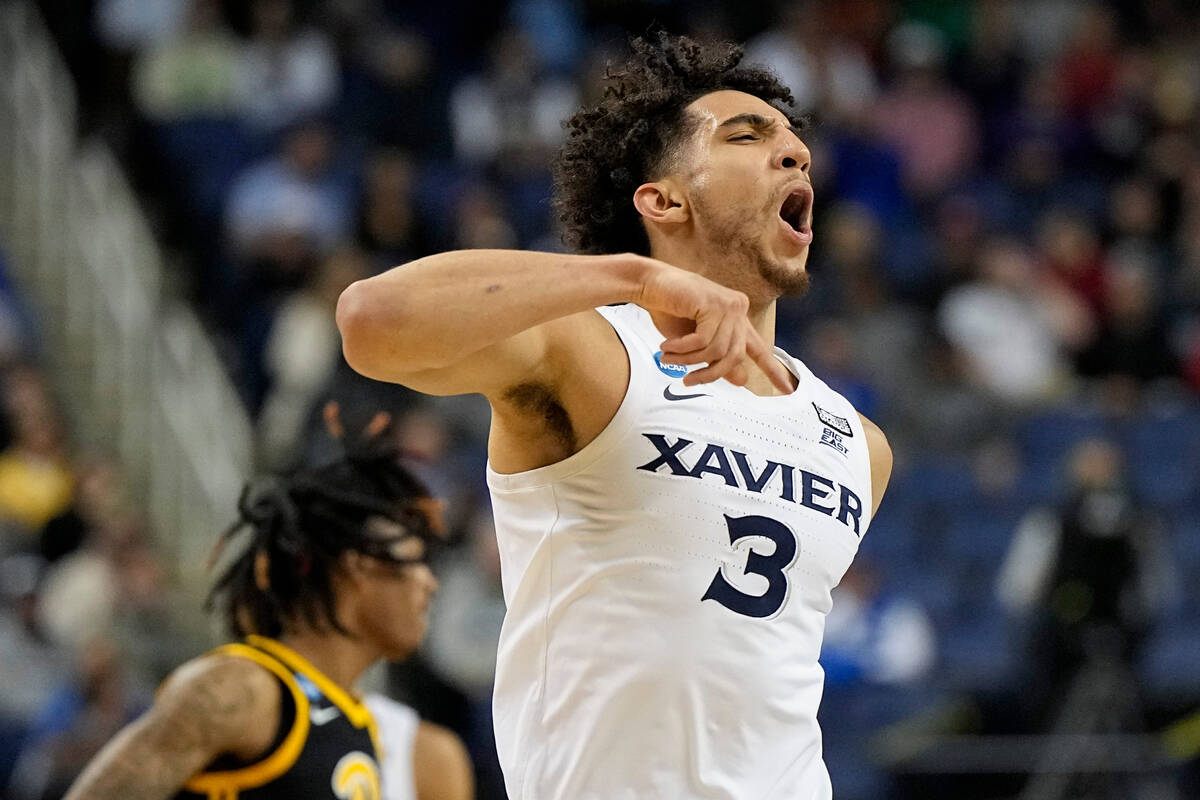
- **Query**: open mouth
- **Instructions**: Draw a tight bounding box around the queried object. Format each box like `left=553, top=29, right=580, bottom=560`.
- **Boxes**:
left=778, top=187, right=813, bottom=239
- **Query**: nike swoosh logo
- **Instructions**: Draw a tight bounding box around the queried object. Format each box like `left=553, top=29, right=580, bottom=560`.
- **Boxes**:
left=310, top=706, right=341, bottom=726
left=663, top=385, right=709, bottom=402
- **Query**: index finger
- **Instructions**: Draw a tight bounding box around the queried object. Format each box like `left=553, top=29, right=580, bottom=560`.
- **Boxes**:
left=746, top=333, right=794, bottom=395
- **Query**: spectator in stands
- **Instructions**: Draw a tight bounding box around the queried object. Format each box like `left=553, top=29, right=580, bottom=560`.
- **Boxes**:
left=924, top=194, right=984, bottom=307
left=959, top=0, right=1024, bottom=140
left=450, top=185, right=519, bottom=252
left=94, top=0, right=188, bottom=53
left=258, top=246, right=370, bottom=468
left=937, top=236, right=1084, bottom=405
left=821, top=559, right=937, bottom=686
left=38, top=457, right=128, bottom=565
left=0, top=553, right=72, bottom=728
left=803, top=318, right=880, bottom=420
left=223, top=116, right=355, bottom=287
left=507, top=0, right=585, bottom=78
left=130, top=0, right=242, bottom=122
left=746, top=0, right=877, bottom=122
left=424, top=509, right=505, bottom=701
left=996, top=438, right=1173, bottom=724
left=88, top=0, right=193, bottom=141
left=356, top=149, right=432, bottom=270
left=448, top=27, right=576, bottom=168
left=9, top=638, right=149, bottom=800
left=320, top=1, right=440, bottom=151
left=0, top=368, right=74, bottom=543
left=992, top=64, right=1093, bottom=231
left=424, top=508, right=507, bottom=799
left=35, top=533, right=123, bottom=654
left=1107, top=174, right=1168, bottom=267
left=1053, top=3, right=1119, bottom=124
left=746, top=0, right=877, bottom=123
left=873, top=21, right=980, bottom=200
left=899, top=332, right=999, bottom=457
left=1076, top=251, right=1178, bottom=390
left=237, top=0, right=338, bottom=133
left=1037, top=208, right=1109, bottom=319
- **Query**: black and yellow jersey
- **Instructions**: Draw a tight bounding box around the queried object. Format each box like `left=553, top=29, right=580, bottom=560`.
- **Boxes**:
left=175, top=635, right=382, bottom=800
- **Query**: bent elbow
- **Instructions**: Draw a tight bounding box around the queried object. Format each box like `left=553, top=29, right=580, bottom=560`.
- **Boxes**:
left=336, top=280, right=388, bottom=378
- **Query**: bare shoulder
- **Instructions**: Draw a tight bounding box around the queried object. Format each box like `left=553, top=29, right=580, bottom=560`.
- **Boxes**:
left=857, top=413, right=893, bottom=514
left=857, top=413, right=890, bottom=451
left=155, top=650, right=282, bottom=757
left=412, top=721, right=474, bottom=800
left=61, top=651, right=282, bottom=800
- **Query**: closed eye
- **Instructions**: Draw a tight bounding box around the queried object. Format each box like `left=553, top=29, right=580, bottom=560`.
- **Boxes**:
left=729, top=134, right=758, bottom=142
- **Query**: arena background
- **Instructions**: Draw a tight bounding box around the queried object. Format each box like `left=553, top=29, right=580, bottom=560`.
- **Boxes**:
left=2, top=0, right=1200, bottom=797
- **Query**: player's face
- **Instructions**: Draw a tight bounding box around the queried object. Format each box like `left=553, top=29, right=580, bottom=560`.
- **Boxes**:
left=675, top=90, right=813, bottom=298
left=349, top=525, right=439, bottom=661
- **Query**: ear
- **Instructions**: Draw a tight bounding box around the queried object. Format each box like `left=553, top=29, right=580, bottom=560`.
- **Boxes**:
left=633, top=181, right=688, bottom=226
left=254, top=549, right=271, bottom=591
left=338, top=551, right=367, bottom=586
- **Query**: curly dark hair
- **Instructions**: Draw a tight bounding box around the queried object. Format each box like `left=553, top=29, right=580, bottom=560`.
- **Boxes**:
left=206, top=423, right=440, bottom=639
left=553, top=33, right=801, bottom=256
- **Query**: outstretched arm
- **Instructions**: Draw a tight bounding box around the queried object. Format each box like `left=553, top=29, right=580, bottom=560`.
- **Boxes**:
left=335, top=250, right=792, bottom=399
left=62, top=654, right=279, bottom=800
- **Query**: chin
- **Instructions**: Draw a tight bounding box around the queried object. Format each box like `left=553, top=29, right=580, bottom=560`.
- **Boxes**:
left=382, top=641, right=418, bottom=662
left=759, top=255, right=811, bottom=298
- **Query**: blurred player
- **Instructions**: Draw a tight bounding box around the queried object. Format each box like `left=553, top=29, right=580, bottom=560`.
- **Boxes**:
left=63, top=411, right=472, bottom=800
left=338, top=33, right=892, bottom=800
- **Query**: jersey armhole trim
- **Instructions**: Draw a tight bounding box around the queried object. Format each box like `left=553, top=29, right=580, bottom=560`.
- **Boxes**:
left=245, top=635, right=380, bottom=751
left=183, top=643, right=311, bottom=795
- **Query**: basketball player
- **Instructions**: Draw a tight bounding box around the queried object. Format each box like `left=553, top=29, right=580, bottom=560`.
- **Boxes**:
left=336, top=34, right=892, bottom=799
left=62, top=415, right=473, bottom=800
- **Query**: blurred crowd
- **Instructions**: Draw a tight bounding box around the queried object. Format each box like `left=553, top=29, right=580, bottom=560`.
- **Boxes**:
left=0, top=249, right=188, bottom=798
left=4, top=0, right=1200, bottom=797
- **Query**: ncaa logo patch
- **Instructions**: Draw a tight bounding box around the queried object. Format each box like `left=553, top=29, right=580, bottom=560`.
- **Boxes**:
left=295, top=673, right=323, bottom=701
left=812, top=403, right=853, bottom=437
left=654, top=351, right=689, bottom=378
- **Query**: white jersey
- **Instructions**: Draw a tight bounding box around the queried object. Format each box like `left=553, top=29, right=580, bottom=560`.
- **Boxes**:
left=486, top=304, right=874, bottom=800
left=364, top=694, right=419, bottom=800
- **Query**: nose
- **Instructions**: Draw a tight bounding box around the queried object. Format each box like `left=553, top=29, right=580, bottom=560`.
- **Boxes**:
left=776, top=133, right=810, bottom=174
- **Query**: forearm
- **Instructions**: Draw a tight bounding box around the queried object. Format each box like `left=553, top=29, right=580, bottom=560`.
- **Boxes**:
left=336, top=249, right=648, bottom=376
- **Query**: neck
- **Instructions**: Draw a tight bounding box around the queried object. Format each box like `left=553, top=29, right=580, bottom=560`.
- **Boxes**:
left=648, top=243, right=789, bottom=395
left=276, top=628, right=378, bottom=692
left=742, top=303, right=793, bottom=396
left=649, top=241, right=780, bottom=342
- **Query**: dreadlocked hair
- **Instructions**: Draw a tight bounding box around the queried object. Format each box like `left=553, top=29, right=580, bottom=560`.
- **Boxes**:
left=206, top=430, right=436, bottom=639
left=552, top=32, right=802, bottom=256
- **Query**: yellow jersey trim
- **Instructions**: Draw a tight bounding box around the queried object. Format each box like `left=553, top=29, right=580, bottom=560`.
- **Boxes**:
left=245, top=636, right=379, bottom=744
left=183, top=643, right=311, bottom=795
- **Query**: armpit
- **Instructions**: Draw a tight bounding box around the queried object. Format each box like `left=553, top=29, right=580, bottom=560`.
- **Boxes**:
left=502, top=381, right=577, bottom=454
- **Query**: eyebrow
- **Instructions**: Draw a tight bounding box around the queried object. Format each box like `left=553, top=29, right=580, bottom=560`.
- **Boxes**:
left=716, top=113, right=802, bottom=137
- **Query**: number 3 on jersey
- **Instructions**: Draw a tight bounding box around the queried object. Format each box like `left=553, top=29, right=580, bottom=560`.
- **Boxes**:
left=702, top=514, right=798, bottom=618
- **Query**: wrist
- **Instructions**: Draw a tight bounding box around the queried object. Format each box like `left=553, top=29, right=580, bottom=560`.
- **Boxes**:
left=600, top=252, right=658, bottom=306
